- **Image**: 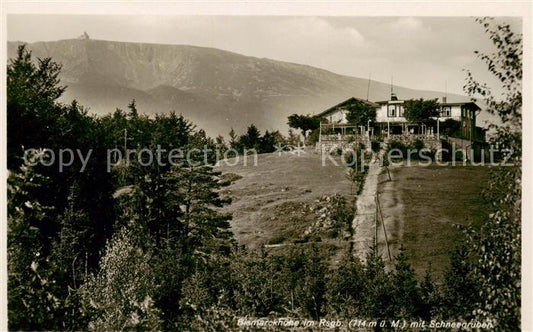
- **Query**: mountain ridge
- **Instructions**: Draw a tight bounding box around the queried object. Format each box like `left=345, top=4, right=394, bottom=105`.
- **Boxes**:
left=8, top=38, right=485, bottom=136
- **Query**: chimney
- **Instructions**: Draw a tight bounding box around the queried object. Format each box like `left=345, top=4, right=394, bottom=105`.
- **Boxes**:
left=442, top=96, right=447, bottom=103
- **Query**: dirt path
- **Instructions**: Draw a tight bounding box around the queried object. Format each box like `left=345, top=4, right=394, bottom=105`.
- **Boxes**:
left=352, top=146, right=386, bottom=262
left=376, top=166, right=404, bottom=262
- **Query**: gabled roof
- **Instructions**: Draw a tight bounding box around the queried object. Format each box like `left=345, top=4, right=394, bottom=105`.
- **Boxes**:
left=316, top=97, right=379, bottom=118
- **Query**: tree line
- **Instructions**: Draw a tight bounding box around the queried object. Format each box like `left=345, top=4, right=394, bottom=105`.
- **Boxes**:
left=7, top=17, right=521, bottom=331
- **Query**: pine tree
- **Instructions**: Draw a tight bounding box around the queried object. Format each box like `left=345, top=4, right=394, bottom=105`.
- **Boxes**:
left=420, top=264, right=441, bottom=321
left=112, top=153, right=233, bottom=329
left=442, top=243, right=478, bottom=320
left=229, top=127, right=239, bottom=150
left=48, top=183, right=93, bottom=330
left=164, top=164, right=233, bottom=253
left=362, top=248, right=394, bottom=319
left=259, top=130, right=277, bottom=153
left=239, top=124, right=262, bottom=150
left=327, top=253, right=365, bottom=317
left=7, top=45, right=65, bottom=168
left=390, top=246, right=422, bottom=319
left=301, top=244, right=328, bottom=319
left=127, top=99, right=138, bottom=118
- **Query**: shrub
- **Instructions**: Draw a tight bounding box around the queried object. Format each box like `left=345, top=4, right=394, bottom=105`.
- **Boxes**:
left=371, top=141, right=381, bottom=153
left=413, top=139, right=425, bottom=152
left=79, top=228, right=161, bottom=331
left=387, top=140, right=408, bottom=160
left=343, top=150, right=359, bottom=169
left=268, top=235, right=286, bottom=245
left=307, top=128, right=320, bottom=145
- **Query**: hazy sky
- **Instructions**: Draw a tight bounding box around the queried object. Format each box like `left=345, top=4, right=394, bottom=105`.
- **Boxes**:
left=7, top=15, right=522, bottom=96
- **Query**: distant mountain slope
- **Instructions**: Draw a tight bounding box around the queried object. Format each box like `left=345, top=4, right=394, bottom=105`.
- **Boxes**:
left=8, top=39, right=484, bottom=136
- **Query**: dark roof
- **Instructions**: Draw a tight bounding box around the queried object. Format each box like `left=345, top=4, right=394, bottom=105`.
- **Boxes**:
left=375, top=100, right=481, bottom=109
left=441, top=101, right=481, bottom=109
left=316, top=97, right=379, bottom=117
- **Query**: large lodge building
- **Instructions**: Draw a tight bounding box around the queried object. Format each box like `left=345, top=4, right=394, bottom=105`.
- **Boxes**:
left=316, top=93, right=486, bottom=144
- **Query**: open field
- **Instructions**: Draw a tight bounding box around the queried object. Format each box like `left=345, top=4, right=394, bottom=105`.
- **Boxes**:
left=216, top=149, right=355, bottom=254
left=377, top=164, right=493, bottom=279
left=216, top=149, right=493, bottom=280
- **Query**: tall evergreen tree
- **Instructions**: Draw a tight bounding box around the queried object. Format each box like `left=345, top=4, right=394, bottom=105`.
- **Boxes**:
left=7, top=45, right=65, bottom=169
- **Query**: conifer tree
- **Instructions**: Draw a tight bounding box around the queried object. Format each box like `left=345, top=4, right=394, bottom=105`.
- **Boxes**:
left=362, top=248, right=394, bottom=319
left=390, top=246, right=422, bottom=319
left=442, top=243, right=478, bottom=320
left=420, top=264, right=441, bottom=321
left=327, top=253, right=365, bottom=317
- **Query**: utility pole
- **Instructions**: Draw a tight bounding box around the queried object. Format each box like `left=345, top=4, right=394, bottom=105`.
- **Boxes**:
left=124, top=128, right=128, bottom=153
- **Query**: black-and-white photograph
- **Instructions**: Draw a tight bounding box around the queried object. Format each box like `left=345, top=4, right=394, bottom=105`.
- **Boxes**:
left=2, top=2, right=528, bottom=331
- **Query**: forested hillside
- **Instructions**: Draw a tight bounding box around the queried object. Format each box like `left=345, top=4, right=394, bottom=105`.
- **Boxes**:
left=7, top=17, right=521, bottom=330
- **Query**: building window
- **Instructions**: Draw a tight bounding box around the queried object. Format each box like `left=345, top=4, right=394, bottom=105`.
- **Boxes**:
left=441, top=106, right=451, bottom=117
left=398, top=106, right=404, bottom=117
left=388, top=105, right=396, bottom=117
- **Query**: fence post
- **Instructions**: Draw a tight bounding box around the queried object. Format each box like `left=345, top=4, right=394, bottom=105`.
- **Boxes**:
left=376, top=193, right=392, bottom=261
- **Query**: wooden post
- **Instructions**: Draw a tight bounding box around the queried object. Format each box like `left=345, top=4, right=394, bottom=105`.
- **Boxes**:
left=319, top=122, right=322, bottom=145
left=375, top=195, right=378, bottom=252
left=377, top=194, right=392, bottom=261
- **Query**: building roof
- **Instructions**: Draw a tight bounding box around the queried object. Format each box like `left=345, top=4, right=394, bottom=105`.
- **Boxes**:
left=441, top=101, right=481, bottom=109
left=375, top=99, right=481, bottom=110
left=316, top=97, right=379, bottom=118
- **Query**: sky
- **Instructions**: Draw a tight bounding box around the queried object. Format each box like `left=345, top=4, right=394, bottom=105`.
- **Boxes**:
left=6, top=15, right=522, bottom=96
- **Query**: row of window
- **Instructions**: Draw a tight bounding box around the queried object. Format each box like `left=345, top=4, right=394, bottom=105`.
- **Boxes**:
left=461, top=108, right=474, bottom=119
left=387, top=106, right=452, bottom=118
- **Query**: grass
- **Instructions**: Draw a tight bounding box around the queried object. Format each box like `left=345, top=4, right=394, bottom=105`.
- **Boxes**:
left=216, top=149, right=354, bottom=263
left=216, top=148, right=492, bottom=278
left=377, top=164, right=493, bottom=280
